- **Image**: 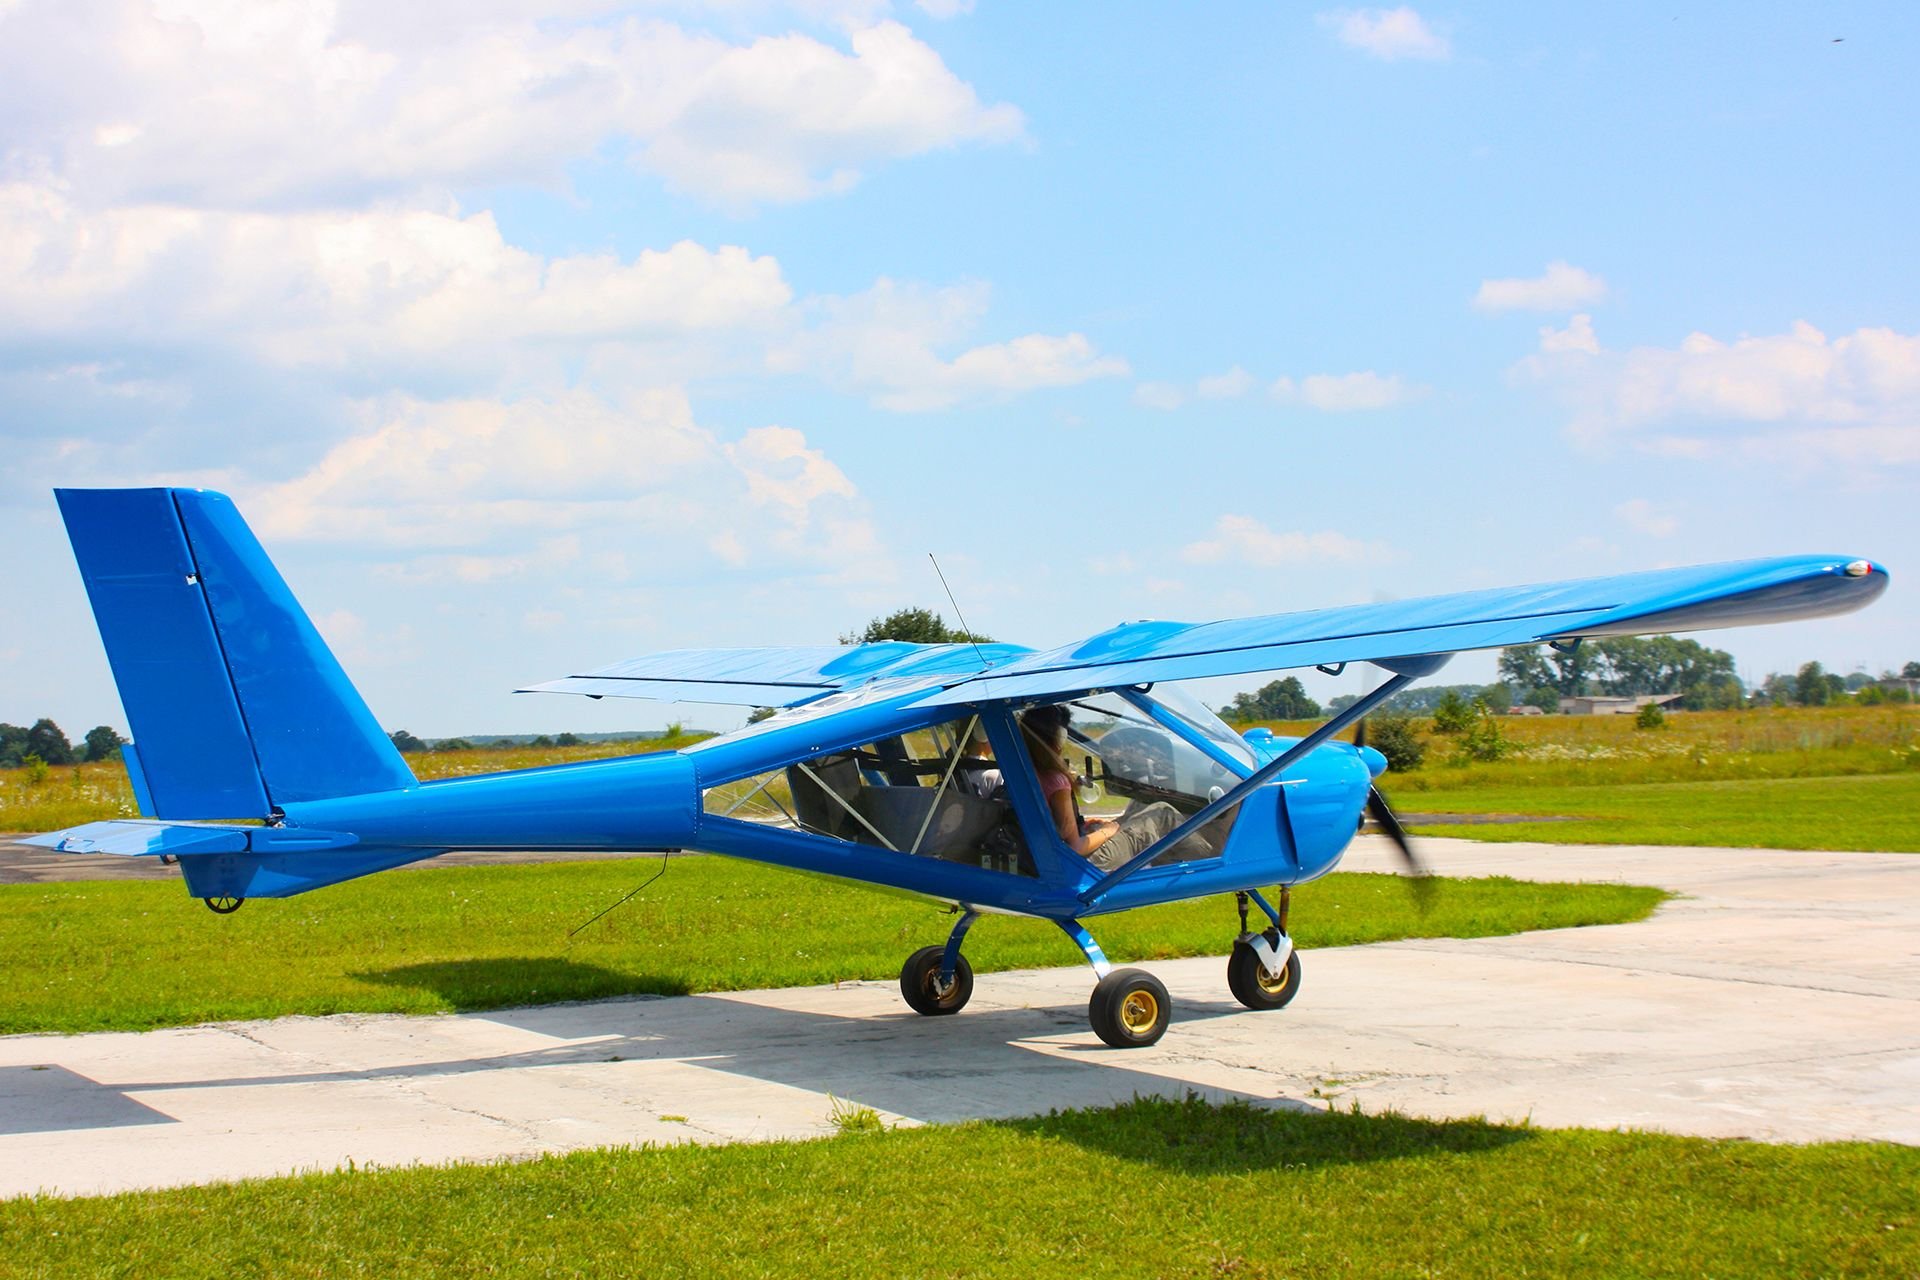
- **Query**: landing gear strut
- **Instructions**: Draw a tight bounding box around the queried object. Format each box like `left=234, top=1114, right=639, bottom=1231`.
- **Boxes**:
left=899, top=910, right=977, bottom=1016
left=1226, top=889, right=1300, bottom=1011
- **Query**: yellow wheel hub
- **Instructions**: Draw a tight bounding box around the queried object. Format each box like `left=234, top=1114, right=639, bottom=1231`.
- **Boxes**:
left=1119, top=989, right=1160, bottom=1035
left=1258, top=963, right=1290, bottom=995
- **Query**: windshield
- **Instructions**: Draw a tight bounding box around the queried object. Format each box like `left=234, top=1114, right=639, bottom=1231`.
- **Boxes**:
left=1136, top=685, right=1257, bottom=769
left=1059, top=692, right=1244, bottom=807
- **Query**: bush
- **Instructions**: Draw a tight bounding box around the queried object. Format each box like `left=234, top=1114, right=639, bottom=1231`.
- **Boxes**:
left=1430, top=691, right=1475, bottom=734
left=1453, top=710, right=1512, bottom=763
left=1363, top=712, right=1425, bottom=772
left=22, top=754, right=48, bottom=786
left=1635, top=702, right=1667, bottom=730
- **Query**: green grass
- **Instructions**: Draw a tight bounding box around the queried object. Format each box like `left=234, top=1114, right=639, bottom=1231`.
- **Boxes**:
left=0, top=859, right=1665, bottom=1035
left=1401, top=772, right=1920, bottom=851
left=2, top=1097, right=1912, bottom=1278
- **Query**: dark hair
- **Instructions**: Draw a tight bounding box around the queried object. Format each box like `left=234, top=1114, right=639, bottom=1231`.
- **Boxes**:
left=1019, top=704, right=1071, bottom=777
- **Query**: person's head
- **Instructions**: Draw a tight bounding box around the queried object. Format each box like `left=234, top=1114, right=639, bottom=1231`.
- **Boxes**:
left=966, top=723, right=993, bottom=758
left=1020, top=703, right=1070, bottom=774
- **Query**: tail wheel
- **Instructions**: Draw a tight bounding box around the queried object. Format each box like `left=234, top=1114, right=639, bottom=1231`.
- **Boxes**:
left=1088, top=968, right=1171, bottom=1048
left=1227, top=935, right=1301, bottom=1010
left=899, top=945, right=973, bottom=1016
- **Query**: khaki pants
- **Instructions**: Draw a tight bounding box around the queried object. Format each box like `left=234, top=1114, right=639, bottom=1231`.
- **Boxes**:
left=1086, top=801, right=1188, bottom=871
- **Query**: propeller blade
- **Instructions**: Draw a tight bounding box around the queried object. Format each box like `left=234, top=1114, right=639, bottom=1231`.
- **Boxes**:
left=1365, top=784, right=1435, bottom=911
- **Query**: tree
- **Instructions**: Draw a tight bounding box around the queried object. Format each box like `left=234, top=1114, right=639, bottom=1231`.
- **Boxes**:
left=841, top=607, right=991, bottom=646
left=1794, top=662, right=1830, bottom=707
left=1904, top=661, right=1920, bottom=680
left=82, top=725, right=126, bottom=762
left=1583, top=636, right=1739, bottom=709
left=1523, top=686, right=1561, bottom=713
left=0, top=723, right=28, bottom=768
left=1499, top=643, right=1597, bottom=696
left=25, top=719, right=73, bottom=766
left=389, top=729, right=427, bottom=753
left=1218, top=677, right=1321, bottom=723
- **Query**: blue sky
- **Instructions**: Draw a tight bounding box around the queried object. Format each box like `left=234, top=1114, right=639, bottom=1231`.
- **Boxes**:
left=2, top=1, right=1914, bottom=738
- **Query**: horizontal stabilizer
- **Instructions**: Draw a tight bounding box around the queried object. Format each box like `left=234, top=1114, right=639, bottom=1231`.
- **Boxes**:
left=25, top=820, right=360, bottom=858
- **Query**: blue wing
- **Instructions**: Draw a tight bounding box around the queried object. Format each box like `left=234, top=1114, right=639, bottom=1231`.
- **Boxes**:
left=909, top=554, right=1888, bottom=707
left=518, top=641, right=1034, bottom=707
left=522, top=555, right=1885, bottom=709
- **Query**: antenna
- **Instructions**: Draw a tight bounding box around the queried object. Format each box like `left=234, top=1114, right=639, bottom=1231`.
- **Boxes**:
left=929, top=552, right=992, bottom=670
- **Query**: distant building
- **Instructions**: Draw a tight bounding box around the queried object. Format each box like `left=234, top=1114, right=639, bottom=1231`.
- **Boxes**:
left=1558, top=693, right=1686, bottom=716
left=1505, top=704, right=1546, bottom=716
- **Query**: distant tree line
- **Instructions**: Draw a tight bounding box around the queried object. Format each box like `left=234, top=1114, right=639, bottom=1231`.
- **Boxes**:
left=0, top=720, right=125, bottom=769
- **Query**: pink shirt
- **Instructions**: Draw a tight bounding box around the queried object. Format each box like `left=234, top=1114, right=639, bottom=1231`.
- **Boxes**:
left=1039, top=770, right=1071, bottom=798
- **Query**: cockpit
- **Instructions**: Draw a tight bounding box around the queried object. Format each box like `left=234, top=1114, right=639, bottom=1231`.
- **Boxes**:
left=697, top=686, right=1253, bottom=878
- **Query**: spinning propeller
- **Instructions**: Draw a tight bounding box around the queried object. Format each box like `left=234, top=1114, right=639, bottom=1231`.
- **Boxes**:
left=1353, top=716, right=1436, bottom=909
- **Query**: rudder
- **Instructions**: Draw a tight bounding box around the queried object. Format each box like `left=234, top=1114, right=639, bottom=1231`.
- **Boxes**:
left=56, top=488, right=415, bottom=818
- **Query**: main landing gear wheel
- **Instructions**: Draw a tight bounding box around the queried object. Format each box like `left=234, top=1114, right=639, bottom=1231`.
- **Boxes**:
left=1088, top=968, right=1171, bottom=1048
left=899, top=945, right=973, bottom=1016
left=1227, top=933, right=1301, bottom=1011
left=203, top=896, right=244, bottom=915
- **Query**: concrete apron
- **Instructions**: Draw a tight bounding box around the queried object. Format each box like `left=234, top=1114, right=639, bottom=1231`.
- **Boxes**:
left=2, top=837, right=1916, bottom=1199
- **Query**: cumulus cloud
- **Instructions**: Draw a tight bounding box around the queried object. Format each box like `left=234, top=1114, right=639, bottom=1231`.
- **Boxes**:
left=769, top=278, right=1128, bottom=411
left=0, top=183, right=792, bottom=372
left=1132, top=381, right=1185, bottom=410
left=1271, top=370, right=1425, bottom=411
left=1614, top=498, right=1679, bottom=538
left=1181, top=515, right=1388, bottom=567
left=1319, top=7, right=1451, bottom=61
left=1517, top=317, right=1920, bottom=463
left=1196, top=365, right=1256, bottom=399
left=238, top=388, right=883, bottom=577
left=0, top=4, right=1024, bottom=210
left=1474, top=261, right=1609, bottom=312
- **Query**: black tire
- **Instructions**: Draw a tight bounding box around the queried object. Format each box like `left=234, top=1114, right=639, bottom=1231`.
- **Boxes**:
left=899, top=945, right=973, bottom=1016
left=1227, top=935, right=1301, bottom=1011
left=1088, top=968, right=1171, bottom=1048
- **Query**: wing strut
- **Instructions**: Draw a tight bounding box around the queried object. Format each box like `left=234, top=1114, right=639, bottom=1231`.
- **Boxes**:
left=1077, top=664, right=1431, bottom=909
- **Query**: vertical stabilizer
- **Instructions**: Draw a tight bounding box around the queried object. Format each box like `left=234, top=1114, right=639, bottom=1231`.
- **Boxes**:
left=55, top=488, right=415, bottom=817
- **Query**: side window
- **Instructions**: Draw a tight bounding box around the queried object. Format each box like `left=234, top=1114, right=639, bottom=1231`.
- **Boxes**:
left=1060, top=694, right=1237, bottom=865
left=701, top=715, right=1034, bottom=876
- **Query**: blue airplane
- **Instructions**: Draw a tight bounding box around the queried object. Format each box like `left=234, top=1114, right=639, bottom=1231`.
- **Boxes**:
left=28, top=488, right=1889, bottom=1047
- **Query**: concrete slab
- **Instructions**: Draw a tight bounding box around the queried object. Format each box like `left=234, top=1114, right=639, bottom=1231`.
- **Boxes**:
left=2, top=837, right=1916, bottom=1199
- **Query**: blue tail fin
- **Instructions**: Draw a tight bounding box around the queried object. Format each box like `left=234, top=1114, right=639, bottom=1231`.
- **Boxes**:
left=55, top=488, right=415, bottom=818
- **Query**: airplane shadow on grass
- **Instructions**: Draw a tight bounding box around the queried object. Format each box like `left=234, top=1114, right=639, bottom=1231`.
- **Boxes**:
left=82, top=968, right=1534, bottom=1174
left=353, top=956, right=693, bottom=1005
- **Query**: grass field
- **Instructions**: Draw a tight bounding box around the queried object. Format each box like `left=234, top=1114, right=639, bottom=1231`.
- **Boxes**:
left=1401, top=771, right=1920, bottom=850
left=0, top=858, right=1665, bottom=1035
left=1, top=1096, right=1912, bottom=1278
left=6, top=705, right=1915, bottom=842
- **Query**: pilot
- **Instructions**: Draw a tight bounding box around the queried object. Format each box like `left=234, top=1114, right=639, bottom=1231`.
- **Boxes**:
left=1019, top=704, right=1179, bottom=870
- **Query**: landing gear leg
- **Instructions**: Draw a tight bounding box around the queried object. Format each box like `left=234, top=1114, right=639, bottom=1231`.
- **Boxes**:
left=1057, top=918, right=1170, bottom=1048
left=900, top=910, right=977, bottom=1016
left=1227, top=889, right=1300, bottom=1011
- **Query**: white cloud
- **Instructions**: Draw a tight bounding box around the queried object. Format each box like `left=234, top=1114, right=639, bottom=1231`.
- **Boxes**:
left=1320, top=7, right=1451, bottom=62
left=1539, top=313, right=1601, bottom=355
left=1474, top=261, right=1609, bottom=312
left=0, top=183, right=792, bottom=371
left=1271, top=370, right=1425, bottom=411
left=915, top=0, right=975, bottom=17
left=1196, top=365, right=1256, bottom=399
left=769, top=278, right=1128, bottom=411
left=237, top=388, right=883, bottom=575
left=1518, top=317, right=1920, bottom=463
left=1181, top=515, right=1388, bottom=567
left=0, top=5, right=1024, bottom=210
left=1614, top=498, right=1679, bottom=538
left=1132, top=381, right=1185, bottom=410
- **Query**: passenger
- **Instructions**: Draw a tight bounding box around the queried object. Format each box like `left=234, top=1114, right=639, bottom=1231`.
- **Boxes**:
left=1019, top=704, right=1179, bottom=871
left=958, top=723, right=1003, bottom=799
